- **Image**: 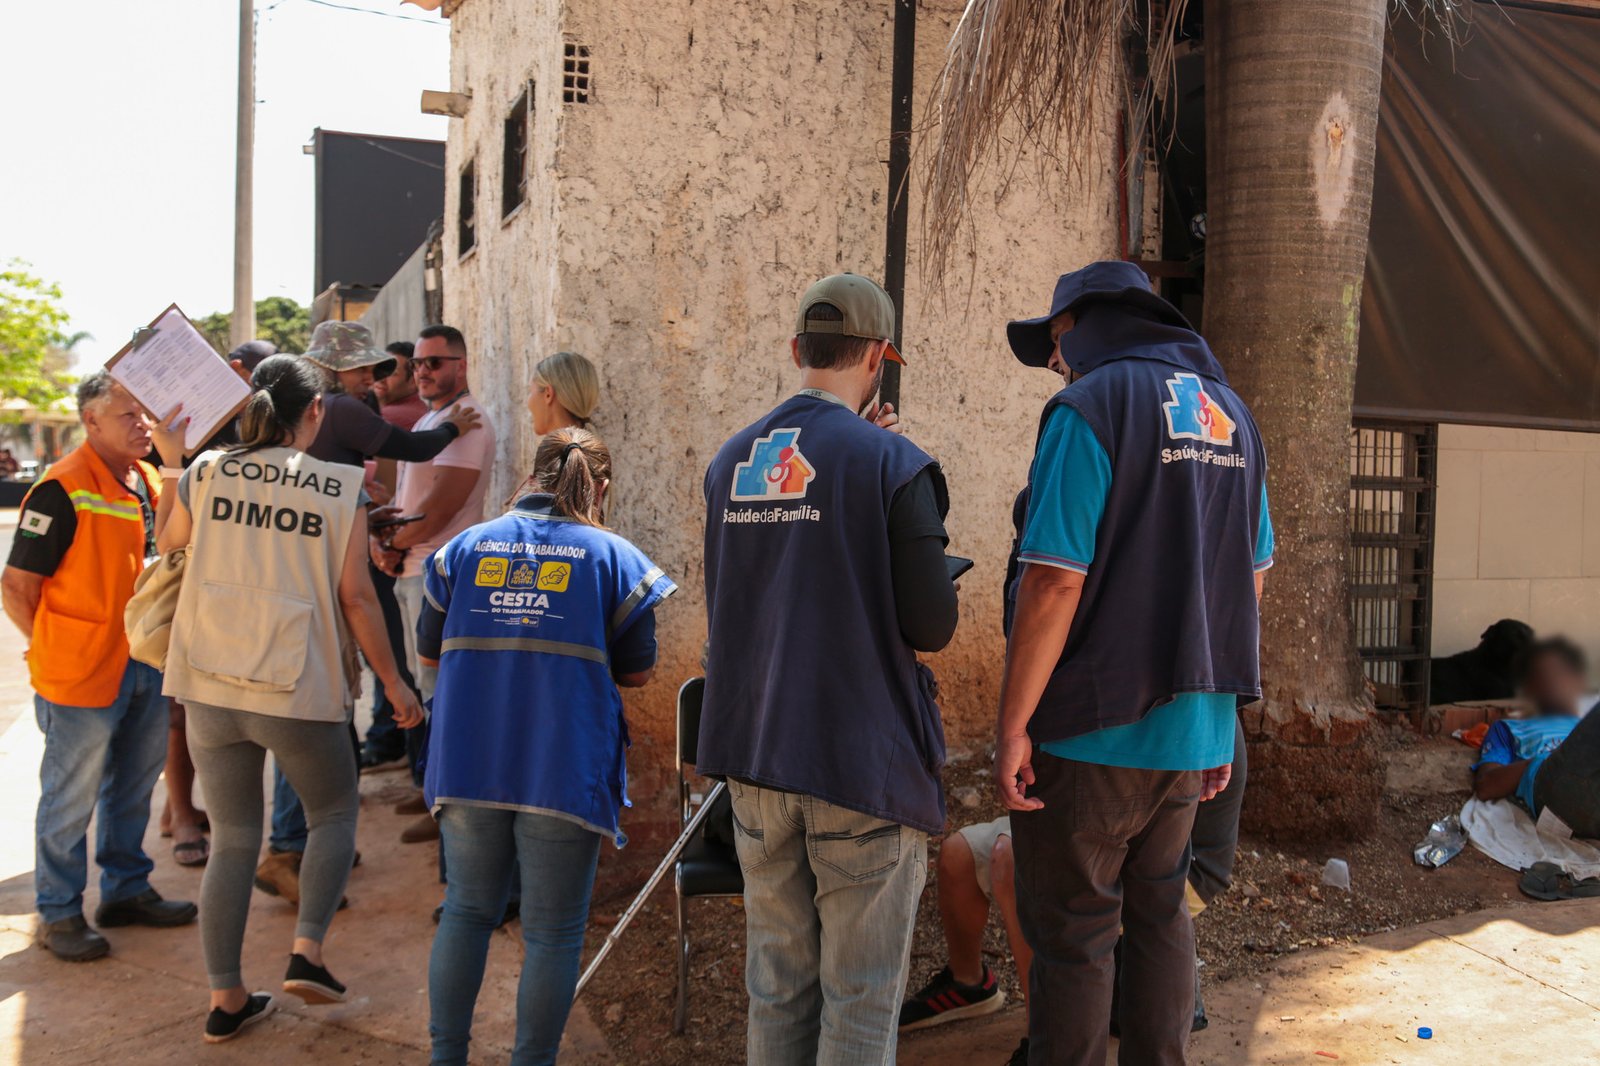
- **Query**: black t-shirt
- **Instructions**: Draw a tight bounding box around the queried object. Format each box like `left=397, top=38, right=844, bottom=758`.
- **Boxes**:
left=9, top=481, right=78, bottom=577
left=309, top=392, right=394, bottom=466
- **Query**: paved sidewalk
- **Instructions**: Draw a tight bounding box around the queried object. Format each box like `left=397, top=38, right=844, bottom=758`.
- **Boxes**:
left=899, top=898, right=1600, bottom=1064
left=0, top=616, right=609, bottom=1063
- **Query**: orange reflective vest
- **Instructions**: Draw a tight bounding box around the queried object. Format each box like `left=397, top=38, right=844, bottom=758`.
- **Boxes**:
left=24, top=444, right=161, bottom=708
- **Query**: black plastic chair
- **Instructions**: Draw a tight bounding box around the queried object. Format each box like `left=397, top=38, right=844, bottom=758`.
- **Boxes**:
left=673, top=677, right=744, bottom=1033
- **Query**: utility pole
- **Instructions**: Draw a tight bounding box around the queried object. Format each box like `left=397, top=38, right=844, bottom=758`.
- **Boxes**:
left=231, top=0, right=256, bottom=349
left=879, top=0, right=915, bottom=411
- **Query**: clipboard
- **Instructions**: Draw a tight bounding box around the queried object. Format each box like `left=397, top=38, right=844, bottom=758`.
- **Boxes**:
left=105, top=303, right=255, bottom=454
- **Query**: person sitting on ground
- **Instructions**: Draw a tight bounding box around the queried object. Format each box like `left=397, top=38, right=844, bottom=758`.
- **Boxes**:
left=418, top=427, right=674, bottom=1066
left=154, top=355, right=424, bottom=1044
left=1472, top=638, right=1587, bottom=816
left=900, top=815, right=1028, bottom=1032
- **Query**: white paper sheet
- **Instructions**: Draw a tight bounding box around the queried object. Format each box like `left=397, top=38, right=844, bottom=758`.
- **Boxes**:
left=107, top=306, right=252, bottom=452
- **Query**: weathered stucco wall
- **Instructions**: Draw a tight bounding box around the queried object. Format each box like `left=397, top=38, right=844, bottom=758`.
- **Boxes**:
left=442, top=0, right=563, bottom=507
left=443, top=0, right=1120, bottom=801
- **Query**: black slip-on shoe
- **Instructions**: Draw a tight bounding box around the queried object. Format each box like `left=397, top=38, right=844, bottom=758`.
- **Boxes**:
left=283, top=953, right=347, bottom=1004
left=94, top=889, right=197, bottom=928
left=38, top=915, right=110, bottom=962
left=204, top=993, right=275, bottom=1044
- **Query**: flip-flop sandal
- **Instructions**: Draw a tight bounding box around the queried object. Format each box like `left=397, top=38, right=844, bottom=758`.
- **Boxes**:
left=159, top=815, right=209, bottom=839
left=173, top=837, right=210, bottom=867
left=1519, top=861, right=1598, bottom=901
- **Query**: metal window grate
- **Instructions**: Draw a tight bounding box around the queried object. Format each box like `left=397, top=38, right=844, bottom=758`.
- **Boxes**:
left=563, top=43, right=591, bottom=104
left=1348, top=422, right=1437, bottom=714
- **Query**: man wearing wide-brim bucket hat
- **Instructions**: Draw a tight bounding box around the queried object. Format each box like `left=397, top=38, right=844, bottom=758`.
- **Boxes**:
left=995, top=260, right=1275, bottom=1065
left=245, top=319, right=483, bottom=910
left=303, top=321, right=399, bottom=393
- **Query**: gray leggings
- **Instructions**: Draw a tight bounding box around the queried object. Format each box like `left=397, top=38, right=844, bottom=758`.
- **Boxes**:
left=185, top=701, right=358, bottom=990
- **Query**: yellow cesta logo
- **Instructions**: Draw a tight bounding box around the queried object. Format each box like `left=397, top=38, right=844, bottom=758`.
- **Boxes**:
left=475, top=557, right=509, bottom=587
left=536, top=561, right=571, bottom=593
left=508, top=560, right=537, bottom=588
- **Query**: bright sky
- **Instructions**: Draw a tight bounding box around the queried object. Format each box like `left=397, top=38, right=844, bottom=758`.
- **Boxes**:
left=0, top=0, right=450, bottom=369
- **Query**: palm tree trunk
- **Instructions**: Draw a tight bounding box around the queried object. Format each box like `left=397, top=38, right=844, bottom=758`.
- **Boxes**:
left=1203, top=0, right=1389, bottom=837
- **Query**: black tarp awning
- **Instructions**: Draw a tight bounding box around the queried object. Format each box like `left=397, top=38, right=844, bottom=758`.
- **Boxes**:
left=1358, top=3, right=1600, bottom=429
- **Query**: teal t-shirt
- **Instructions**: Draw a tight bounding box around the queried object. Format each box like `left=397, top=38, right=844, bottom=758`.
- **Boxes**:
left=1021, top=406, right=1274, bottom=771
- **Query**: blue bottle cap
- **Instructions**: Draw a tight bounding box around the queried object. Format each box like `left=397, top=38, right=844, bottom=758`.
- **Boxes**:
left=1418, top=1027, right=1433, bottom=1039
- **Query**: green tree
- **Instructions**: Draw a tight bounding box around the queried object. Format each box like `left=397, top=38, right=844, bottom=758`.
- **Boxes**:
left=0, top=261, right=78, bottom=409
left=192, top=296, right=311, bottom=355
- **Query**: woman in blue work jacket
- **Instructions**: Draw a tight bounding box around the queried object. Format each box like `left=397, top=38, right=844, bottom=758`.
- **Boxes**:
left=417, top=426, right=675, bottom=1066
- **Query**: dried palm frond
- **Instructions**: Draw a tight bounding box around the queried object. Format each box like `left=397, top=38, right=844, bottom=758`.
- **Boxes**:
left=918, top=0, right=1475, bottom=289
left=919, top=0, right=1188, bottom=287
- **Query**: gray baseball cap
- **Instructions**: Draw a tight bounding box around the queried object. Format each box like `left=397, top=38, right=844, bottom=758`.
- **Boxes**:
left=795, top=273, right=905, bottom=364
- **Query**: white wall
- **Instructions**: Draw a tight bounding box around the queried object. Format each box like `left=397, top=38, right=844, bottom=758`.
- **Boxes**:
left=1432, top=424, right=1600, bottom=669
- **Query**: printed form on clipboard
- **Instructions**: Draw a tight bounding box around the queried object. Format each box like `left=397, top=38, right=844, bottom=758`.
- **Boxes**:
left=105, top=304, right=254, bottom=453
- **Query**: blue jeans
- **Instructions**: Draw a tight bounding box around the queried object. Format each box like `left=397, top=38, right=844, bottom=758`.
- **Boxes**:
left=428, top=805, right=601, bottom=1066
left=270, top=763, right=307, bottom=853
left=728, top=781, right=928, bottom=1066
left=362, top=562, right=414, bottom=760
left=394, top=574, right=436, bottom=789
left=34, top=661, right=168, bottom=923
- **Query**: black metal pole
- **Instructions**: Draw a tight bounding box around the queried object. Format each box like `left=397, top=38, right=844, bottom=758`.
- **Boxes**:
left=881, top=0, right=915, bottom=411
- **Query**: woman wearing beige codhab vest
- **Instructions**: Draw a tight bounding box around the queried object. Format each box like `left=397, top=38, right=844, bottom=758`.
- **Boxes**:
left=153, top=355, right=423, bottom=1046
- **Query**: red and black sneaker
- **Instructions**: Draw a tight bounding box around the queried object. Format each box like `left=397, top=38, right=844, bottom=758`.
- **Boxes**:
left=898, top=965, right=1005, bottom=1031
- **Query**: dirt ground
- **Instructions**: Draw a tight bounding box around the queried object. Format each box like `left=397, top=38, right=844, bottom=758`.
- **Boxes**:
left=578, top=733, right=1515, bottom=1064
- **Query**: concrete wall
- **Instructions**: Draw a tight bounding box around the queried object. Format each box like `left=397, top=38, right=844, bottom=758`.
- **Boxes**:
left=1433, top=424, right=1600, bottom=672
left=442, top=0, right=1120, bottom=794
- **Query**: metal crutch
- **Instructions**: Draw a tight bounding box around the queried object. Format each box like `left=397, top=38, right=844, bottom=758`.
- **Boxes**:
left=573, top=780, right=728, bottom=999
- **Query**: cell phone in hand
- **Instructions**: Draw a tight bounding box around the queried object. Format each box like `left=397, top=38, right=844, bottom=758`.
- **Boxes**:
left=371, top=513, right=426, bottom=532
left=945, top=555, right=975, bottom=582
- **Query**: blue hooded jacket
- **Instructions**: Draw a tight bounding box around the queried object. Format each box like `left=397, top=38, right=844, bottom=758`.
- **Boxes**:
left=1023, top=306, right=1269, bottom=743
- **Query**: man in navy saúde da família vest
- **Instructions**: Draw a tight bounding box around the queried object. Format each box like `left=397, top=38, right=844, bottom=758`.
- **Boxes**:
left=699, top=273, right=962, bottom=1064
left=994, top=261, right=1272, bottom=1066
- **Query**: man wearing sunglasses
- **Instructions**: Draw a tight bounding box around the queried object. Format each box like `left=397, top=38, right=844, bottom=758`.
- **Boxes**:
left=374, top=324, right=498, bottom=845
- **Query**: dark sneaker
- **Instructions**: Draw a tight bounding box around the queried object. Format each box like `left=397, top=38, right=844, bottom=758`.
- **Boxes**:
left=898, top=965, right=1005, bottom=1031
left=204, top=992, right=275, bottom=1044
left=358, top=746, right=406, bottom=772
left=38, top=915, right=110, bottom=962
left=283, top=953, right=347, bottom=1005
left=94, top=889, right=197, bottom=928
left=1004, top=1038, right=1029, bottom=1066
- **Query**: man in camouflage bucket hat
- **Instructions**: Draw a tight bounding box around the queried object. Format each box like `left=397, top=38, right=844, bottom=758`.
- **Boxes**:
left=303, top=321, right=398, bottom=387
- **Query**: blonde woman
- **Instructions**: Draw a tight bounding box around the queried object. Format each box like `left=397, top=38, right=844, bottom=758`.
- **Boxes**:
left=527, top=351, right=599, bottom=435
left=508, top=351, right=601, bottom=505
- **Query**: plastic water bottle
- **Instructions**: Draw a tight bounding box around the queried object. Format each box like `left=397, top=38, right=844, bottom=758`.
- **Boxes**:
left=1413, top=815, right=1467, bottom=868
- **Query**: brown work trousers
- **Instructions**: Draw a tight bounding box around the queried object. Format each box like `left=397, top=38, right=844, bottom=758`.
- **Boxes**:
left=1011, top=752, right=1201, bottom=1066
